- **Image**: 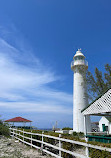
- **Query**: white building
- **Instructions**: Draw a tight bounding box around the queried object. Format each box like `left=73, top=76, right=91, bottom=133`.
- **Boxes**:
left=71, top=49, right=91, bottom=133
left=82, top=88, right=111, bottom=135
left=99, top=116, right=111, bottom=134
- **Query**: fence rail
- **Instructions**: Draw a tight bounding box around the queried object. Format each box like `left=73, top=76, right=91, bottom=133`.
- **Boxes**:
left=9, top=128, right=111, bottom=158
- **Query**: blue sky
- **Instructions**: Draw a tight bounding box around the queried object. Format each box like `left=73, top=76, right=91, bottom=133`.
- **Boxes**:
left=0, top=0, right=111, bottom=128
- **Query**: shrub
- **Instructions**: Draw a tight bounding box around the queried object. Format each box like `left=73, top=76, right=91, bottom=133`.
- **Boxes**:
left=89, top=148, right=111, bottom=158
left=0, top=120, right=10, bottom=137
left=73, top=132, right=78, bottom=136
left=62, top=127, right=73, bottom=130
left=72, top=131, right=84, bottom=137
left=78, top=132, right=84, bottom=137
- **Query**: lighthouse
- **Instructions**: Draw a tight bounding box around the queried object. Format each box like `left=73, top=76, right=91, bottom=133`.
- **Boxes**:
left=71, top=49, right=91, bottom=133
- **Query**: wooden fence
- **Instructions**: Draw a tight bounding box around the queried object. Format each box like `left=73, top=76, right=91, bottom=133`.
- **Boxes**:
left=10, top=128, right=111, bottom=158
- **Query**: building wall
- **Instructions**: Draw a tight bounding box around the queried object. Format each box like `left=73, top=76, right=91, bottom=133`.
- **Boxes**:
left=99, top=117, right=109, bottom=132
left=109, top=123, right=111, bottom=134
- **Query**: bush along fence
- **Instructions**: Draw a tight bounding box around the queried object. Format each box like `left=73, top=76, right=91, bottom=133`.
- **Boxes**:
left=9, top=128, right=111, bottom=158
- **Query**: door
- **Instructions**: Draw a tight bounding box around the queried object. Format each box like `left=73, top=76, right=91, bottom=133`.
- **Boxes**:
left=102, top=124, right=105, bottom=132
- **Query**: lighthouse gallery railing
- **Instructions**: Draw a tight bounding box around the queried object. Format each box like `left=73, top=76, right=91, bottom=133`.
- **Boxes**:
left=71, top=60, right=88, bottom=68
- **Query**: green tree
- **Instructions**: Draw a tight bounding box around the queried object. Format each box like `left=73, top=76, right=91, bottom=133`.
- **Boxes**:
left=86, top=64, right=111, bottom=101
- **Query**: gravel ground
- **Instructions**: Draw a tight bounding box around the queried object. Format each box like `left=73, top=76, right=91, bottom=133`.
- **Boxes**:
left=0, top=136, right=53, bottom=158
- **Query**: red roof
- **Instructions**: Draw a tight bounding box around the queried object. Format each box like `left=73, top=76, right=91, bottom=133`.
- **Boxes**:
left=5, top=117, right=32, bottom=122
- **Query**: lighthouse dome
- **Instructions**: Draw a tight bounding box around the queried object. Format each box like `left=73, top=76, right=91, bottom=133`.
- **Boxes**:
left=73, top=49, right=85, bottom=59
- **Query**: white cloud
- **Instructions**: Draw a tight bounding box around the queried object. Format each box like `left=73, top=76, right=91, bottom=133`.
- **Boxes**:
left=0, top=102, right=72, bottom=114
left=0, top=32, right=72, bottom=114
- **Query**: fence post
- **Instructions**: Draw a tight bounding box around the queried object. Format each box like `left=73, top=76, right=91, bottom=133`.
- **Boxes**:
left=84, top=115, right=89, bottom=158
left=31, top=130, right=32, bottom=148
left=13, top=128, right=14, bottom=138
left=16, top=128, right=18, bottom=138
left=59, top=134, right=61, bottom=157
left=85, top=137, right=89, bottom=157
left=41, top=131, right=44, bottom=154
left=15, top=128, right=16, bottom=138
left=9, top=127, right=11, bottom=136
left=19, top=129, right=20, bottom=140
left=9, top=128, right=11, bottom=137
left=23, top=129, right=24, bottom=143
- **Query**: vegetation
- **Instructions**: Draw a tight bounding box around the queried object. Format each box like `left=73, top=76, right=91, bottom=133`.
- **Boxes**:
left=62, top=127, right=73, bottom=130
left=86, top=64, right=111, bottom=100
left=89, top=148, right=111, bottom=158
left=86, top=64, right=111, bottom=157
left=0, top=119, right=10, bottom=137
left=72, top=131, right=84, bottom=137
left=15, top=128, right=111, bottom=158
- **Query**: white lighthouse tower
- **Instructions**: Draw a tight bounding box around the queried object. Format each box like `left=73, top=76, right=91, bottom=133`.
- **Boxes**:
left=71, top=49, right=91, bottom=133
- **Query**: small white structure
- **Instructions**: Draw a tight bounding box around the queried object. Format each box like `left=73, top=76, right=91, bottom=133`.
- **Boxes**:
left=99, top=116, right=111, bottom=134
left=55, top=130, right=73, bottom=134
left=71, top=49, right=91, bottom=133
left=82, top=89, right=111, bottom=116
left=82, top=89, right=111, bottom=135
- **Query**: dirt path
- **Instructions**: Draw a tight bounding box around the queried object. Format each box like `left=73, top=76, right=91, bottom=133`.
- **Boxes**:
left=0, top=136, right=53, bottom=158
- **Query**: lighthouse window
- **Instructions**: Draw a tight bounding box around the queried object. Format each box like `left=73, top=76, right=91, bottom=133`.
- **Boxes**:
left=74, top=56, right=84, bottom=60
